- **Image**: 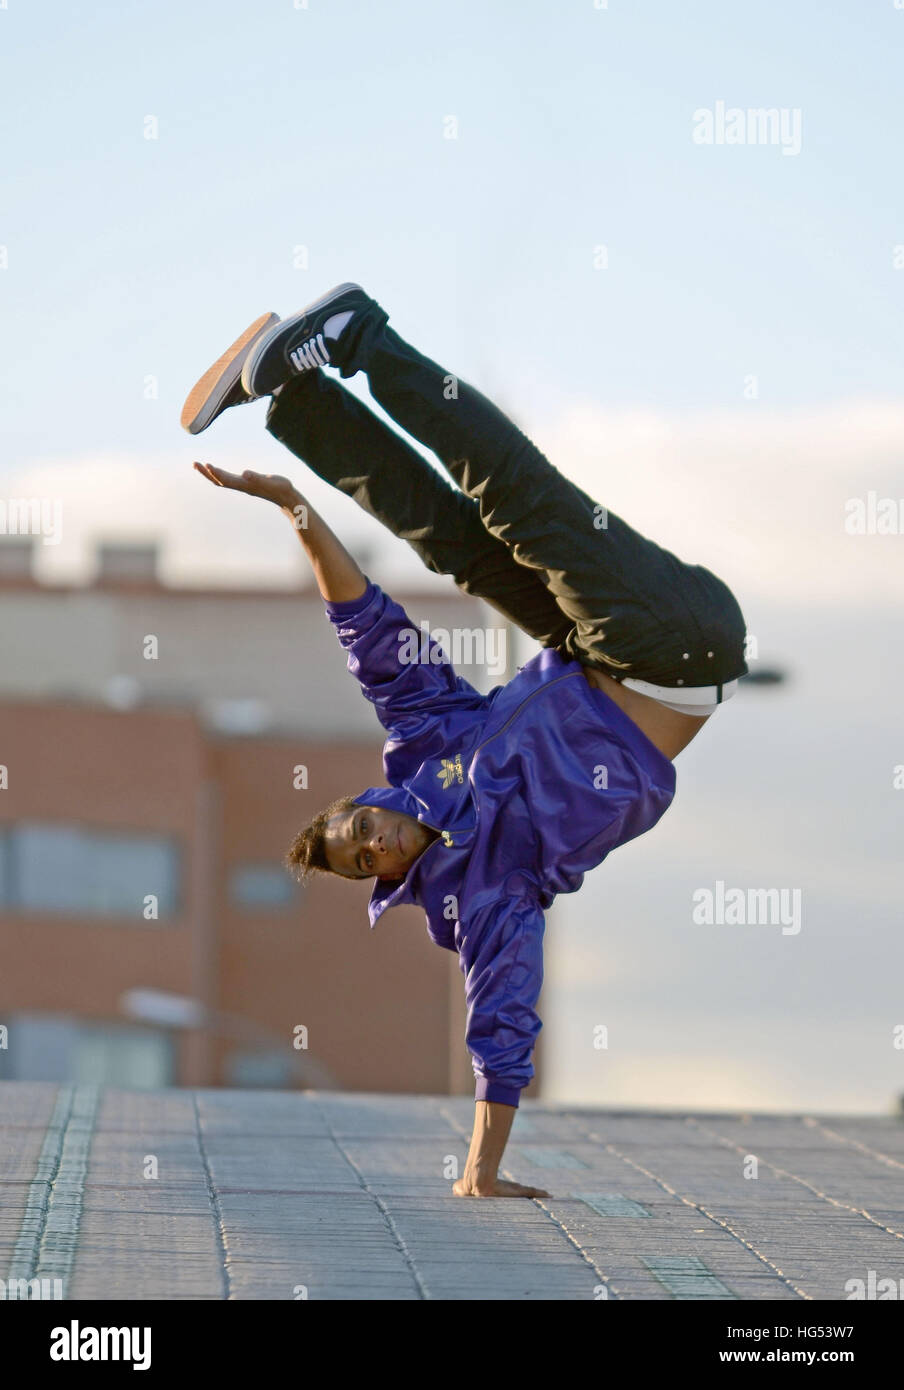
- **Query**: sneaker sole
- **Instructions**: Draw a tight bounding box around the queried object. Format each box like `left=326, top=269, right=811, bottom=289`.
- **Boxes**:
left=180, top=312, right=280, bottom=435
left=241, top=282, right=364, bottom=397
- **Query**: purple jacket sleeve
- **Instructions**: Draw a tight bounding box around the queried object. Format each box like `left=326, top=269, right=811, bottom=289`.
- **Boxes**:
left=459, top=896, right=546, bottom=1109
left=325, top=580, right=487, bottom=742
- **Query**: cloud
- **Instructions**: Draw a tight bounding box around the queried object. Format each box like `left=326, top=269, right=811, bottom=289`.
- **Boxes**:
left=531, top=397, right=904, bottom=607
left=4, top=447, right=437, bottom=591
left=3, top=397, right=902, bottom=606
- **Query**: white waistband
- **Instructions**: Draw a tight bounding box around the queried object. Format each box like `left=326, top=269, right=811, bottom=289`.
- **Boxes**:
left=621, top=676, right=739, bottom=706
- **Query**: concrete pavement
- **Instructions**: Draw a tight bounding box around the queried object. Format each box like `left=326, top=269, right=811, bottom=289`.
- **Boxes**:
left=2, top=1082, right=903, bottom=1300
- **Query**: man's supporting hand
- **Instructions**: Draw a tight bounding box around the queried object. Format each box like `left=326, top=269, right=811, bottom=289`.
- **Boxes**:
left=452, top=1175, right=550, bottom=1199
left=452, top=1100, right=549, bottom=1199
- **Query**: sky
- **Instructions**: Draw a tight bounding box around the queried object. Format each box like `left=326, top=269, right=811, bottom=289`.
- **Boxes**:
left=2, top=0, right=903, bottom=1112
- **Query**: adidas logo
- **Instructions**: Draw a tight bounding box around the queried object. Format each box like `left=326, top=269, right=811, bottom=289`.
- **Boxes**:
left=436, top=754, right=464, bottom=790
left=289, top=333, right=330, bottom=371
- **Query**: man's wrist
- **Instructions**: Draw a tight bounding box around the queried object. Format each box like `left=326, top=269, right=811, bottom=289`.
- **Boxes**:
left=464, top=1158, right=497, bottom=1177
left=281, top=490, right=308, bottom=528
left=462, top=1161, right=497, bottom=1193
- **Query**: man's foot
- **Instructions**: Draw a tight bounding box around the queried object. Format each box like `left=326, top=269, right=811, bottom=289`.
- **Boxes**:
left=241, top=282, right=370, bottom=398
left=180, top=312, right=280, bottom=435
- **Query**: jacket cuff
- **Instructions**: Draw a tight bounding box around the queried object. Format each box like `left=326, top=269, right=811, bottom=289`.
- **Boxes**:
left=475, top=1078, right=521, bottom=1108
left=324, top=578, right=375, bottom=618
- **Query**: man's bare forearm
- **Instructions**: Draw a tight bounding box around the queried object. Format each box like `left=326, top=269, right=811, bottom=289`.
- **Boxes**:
left=281, top=488, right=368, bottom=604
left=452, top=1101, right=547, bottom=1198
left=463, top=1102, right=516, bottom=1189
left=193, top=463, right=369, bottom=603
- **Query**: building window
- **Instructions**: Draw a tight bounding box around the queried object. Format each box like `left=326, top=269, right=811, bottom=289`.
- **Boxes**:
left=225, top=1049, right=295, bottom=1087
left=0, top=1013, right=174, bottom=1087
left=0, top=823, right=181, bottom=920
left=229, top=864, right=296, bottom=909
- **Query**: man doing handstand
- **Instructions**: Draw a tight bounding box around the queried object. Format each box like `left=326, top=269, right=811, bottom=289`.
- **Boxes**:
left=181, top=284, right=748, bottom=1198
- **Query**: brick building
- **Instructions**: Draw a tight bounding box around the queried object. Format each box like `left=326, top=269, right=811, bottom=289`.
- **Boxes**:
left=0, top=539, right=541, bottom=1098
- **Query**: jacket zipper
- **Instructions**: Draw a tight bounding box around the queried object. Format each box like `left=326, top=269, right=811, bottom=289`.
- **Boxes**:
left=425, top=670, right=580, bottom=848
left=471, top=671, right=578, bottom=761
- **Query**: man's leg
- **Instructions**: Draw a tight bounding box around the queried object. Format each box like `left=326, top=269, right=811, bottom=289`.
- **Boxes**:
left=265, top=369, right=571, bottom=649
left=330, top=297, right=748, bottom=691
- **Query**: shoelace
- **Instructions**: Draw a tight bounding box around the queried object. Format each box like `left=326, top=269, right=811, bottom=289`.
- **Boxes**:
left=288, top=332, right=331, bottom=372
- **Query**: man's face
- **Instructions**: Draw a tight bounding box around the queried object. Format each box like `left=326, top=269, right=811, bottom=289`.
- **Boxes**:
left=324, top=804, right=436, bottom=882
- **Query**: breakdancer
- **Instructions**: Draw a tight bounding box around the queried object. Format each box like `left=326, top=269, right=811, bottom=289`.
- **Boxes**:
left=182, top=285, right=748, bottom=1198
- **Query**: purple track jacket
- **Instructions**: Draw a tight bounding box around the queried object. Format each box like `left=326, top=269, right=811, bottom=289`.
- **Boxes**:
left=325, top=581, right=676, bottom=1107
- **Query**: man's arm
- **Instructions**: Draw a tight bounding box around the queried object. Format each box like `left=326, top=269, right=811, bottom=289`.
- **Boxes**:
left=194, top=461, right=490, bottom=754
left=452, top=895, right=550, bottom=1199
left=453, top=1102, right=548, bottom=1199
left=199, top=464, right=547, bottom=1196
left=193, top=463, right=367, bottom=602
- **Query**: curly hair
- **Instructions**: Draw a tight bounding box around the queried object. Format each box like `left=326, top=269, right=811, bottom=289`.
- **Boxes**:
left=285, top=794, right=360, bottom=884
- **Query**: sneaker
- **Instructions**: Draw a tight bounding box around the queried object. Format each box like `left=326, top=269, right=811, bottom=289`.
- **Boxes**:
left=241, top=282, right=370, bottom=398
left=180, top=311, right=280, bottom=435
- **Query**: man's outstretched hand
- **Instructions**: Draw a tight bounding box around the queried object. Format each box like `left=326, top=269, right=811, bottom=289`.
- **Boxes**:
left=452, top=1176, right=549, bottom=1199
left=194, top=461, right=300, bottom=513
left=193, top=460, right=368, bottom=604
